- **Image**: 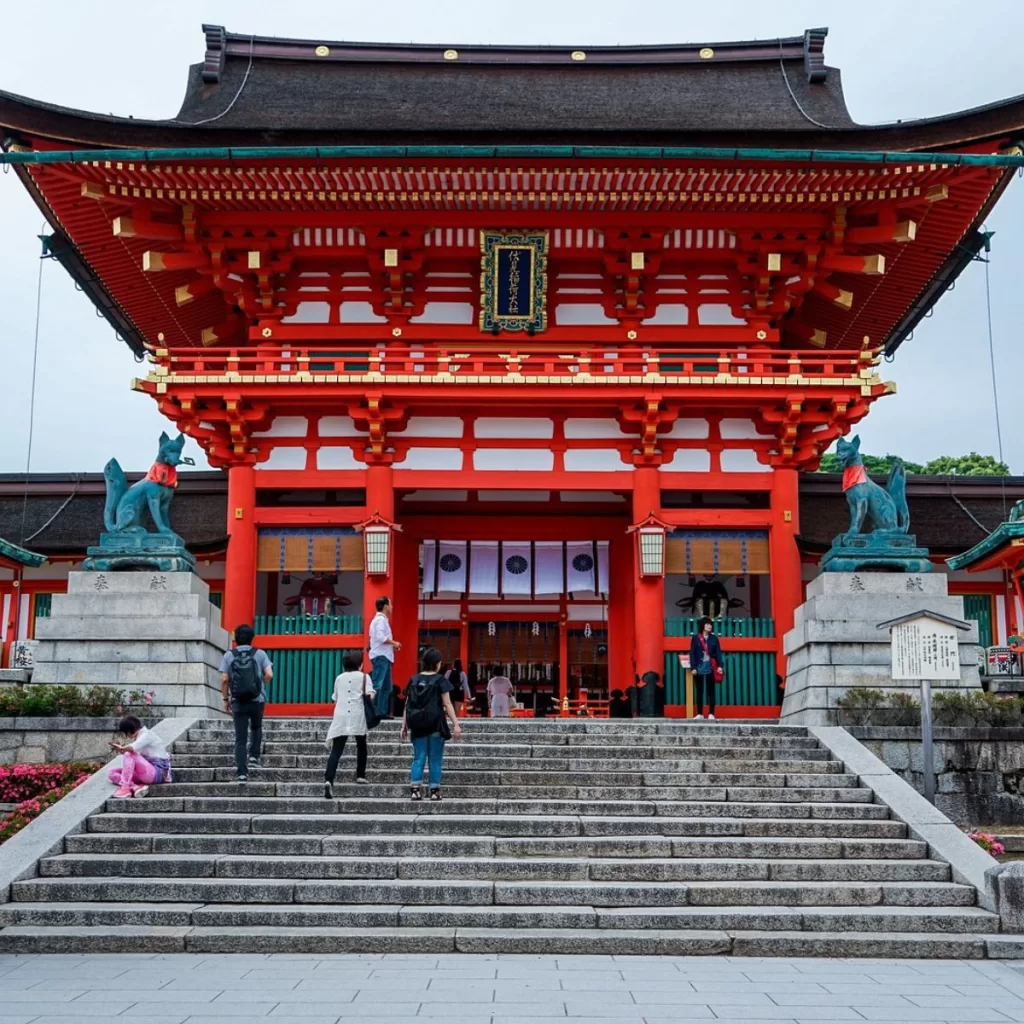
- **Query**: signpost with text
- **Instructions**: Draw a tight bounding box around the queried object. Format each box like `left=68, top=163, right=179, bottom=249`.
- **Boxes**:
left=877, top=611, right=970, bottom=804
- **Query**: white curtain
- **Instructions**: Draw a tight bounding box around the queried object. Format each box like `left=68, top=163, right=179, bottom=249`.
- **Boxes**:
left=469, top=541, right=499, bottom=595
left=435, top=540, right=468, bottom=593
left=534, top=542, right=564, bottom=595
left=565, top=541, right=596, bottom=593
left=501, top=541, right=533, bottom=596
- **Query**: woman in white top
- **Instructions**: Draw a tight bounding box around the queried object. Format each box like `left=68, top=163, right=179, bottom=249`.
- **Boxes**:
left=323, top=649, right=376, bottom=798
left=487, top=671, right=515, bottom=718
left=108, top=714, right=172, bottom=798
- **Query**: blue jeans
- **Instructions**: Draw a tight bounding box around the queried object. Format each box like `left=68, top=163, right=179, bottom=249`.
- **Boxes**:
left=371, top=656, right=393, bottom=716
left=410, top=732, right=446, bottom=789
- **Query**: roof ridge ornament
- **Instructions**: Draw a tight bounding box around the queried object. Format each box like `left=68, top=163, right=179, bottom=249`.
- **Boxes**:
left=201, top=24, right=227, bottom=84
left=803, top=26, right=828, bottom=84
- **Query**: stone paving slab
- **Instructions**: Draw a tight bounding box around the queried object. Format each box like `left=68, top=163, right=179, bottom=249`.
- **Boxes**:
left=3, top=954, right=1024, bottom=1022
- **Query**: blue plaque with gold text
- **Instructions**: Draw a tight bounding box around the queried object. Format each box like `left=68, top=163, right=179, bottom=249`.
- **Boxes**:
left=479, top=232, right=548, bottom=333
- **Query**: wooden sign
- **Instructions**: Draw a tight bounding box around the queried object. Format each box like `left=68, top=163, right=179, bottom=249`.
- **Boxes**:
left=890, top=616, right=960, bottom=680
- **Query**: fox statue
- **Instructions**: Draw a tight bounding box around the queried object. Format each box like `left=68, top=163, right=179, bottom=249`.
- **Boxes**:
left=103, top=432, right=194, bottom=537
left=834, top=434, right=910, bottom=539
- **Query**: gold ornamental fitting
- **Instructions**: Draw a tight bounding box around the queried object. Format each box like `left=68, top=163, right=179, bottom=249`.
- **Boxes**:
left=157, top=332, right=165, bottom=342
left=627, top=330, right=638, bottom=340
left=571, top=50, right=587, bottom=61
left=315, top=45, right=330, bottom=57
left=443, top=48, right=459, bottom=61
left=392, top=327, right=403, bottom=337
left=261, top=327, right=273, bottom=338
left=699, top=47, right=715, bottom=60
left=756, top=330, right=768, bottom=340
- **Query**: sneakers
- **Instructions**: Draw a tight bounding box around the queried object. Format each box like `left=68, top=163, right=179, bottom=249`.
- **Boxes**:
left=708, top=713, right=717, bottom=721
left=355, top=777, right=368, bottom=785
left=694, top=714, right=704, bottom=721
left=248, top=756, right=261, bottom=768
left=113, top=786, right=133, bottom=799
left=323, top=781, right=333, bottom=799
left=237, top=774, right=248, bottom=783
left=131, top=785, right=149, bottom=799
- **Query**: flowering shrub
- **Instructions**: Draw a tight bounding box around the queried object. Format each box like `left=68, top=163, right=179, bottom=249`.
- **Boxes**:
left=0, top=762, right=100, bottom=803
left=0, top=685, right=156, bottom=718
left=0, top=772, right=91, bottom=845
left=967, top=829, right=1006, bottom=857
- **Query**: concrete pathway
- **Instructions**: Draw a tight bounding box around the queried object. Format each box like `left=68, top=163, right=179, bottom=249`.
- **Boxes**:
left=3, top=953, right=1024, bottom=1022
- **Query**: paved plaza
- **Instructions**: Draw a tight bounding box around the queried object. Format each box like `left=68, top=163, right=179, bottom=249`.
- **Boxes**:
left=3, top=953, right=1024, bottom=1023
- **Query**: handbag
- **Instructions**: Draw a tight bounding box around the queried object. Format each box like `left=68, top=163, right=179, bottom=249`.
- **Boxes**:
left=362, top=673, right=384, bottom=730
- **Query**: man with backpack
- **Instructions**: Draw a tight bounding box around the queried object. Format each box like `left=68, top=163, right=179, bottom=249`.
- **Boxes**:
left=219, top=624, right=274, bottom=782
left=401, top=647, right=461, bottom=802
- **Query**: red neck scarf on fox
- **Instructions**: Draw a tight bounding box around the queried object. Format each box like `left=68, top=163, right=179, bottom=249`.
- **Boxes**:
left=146, top=462, right=178, bottom=488
left=842, top=464, right=868, bottom=491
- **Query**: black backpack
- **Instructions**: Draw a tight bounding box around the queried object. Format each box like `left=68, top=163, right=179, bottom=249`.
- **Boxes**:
left=405, top=672, right=445, bottom=737
left=229, top=647, right=263, bottom=703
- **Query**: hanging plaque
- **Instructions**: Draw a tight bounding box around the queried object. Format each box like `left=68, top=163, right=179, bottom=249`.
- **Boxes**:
left=479, top=232, right=549, bottom=333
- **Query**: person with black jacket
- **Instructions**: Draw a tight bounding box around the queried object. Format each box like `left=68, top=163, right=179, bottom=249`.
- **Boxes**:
left=689, top=616, right=723, bottom=721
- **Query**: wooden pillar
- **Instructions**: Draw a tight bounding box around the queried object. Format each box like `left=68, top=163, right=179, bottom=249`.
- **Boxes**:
left=607, top=529, right=635, bottom=693
left=390, top=528, right=419, bottom=690
left=558, top=598, right=569, bottom=710
left=223, top=464, right=257, bottom=634
left=362, top=463, right=396, bottom=640
left=632, top=466, right=664, bottom=682
left=769, top=467, right=803, bottom=660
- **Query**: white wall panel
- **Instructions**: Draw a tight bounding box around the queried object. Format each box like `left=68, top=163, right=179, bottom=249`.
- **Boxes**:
left=473, top=449, right=554, bottom=471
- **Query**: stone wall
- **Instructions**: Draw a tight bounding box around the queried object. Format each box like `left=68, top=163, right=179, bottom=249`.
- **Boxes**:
left=0, top=718, right=123, bottom=764
left=847, top=725, right=1024, bottom=827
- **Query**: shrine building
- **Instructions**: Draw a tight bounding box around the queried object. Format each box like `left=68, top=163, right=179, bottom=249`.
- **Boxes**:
left=2, top=25, right=1024, bottom=714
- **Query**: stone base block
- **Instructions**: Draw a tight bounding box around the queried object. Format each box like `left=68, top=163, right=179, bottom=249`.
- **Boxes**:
left=31, top=572, right=229, bottom=716
left=781, top=573, right=980, bottom=726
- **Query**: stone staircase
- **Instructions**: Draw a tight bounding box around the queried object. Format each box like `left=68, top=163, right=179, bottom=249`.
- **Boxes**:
left=0, top=718, right=1006, bottom=955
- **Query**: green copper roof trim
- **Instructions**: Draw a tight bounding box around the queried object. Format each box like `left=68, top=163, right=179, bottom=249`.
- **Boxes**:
left=2, top=144, right=1024, bottom=167
left=946, top=520, right=1024, bottom=572
left=0, top=537, right=46, bottom=568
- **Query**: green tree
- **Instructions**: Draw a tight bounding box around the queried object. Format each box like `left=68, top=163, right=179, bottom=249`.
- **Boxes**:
left=921, top=453, right=1010, bottom=476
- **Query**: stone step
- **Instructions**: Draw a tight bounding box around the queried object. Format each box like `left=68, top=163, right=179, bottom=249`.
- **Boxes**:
left=103, top=795, right=888, bottom=819
left=36, top=853, right=947, bottom=883
left=86, top=812, right=908, bottom=838
left=167, top=767, right=863, bottom=788
left=0, top=901, right=995, bottom=933
left=63, top=832, right=929, bottom=860
left=154, top=782, right=876, bottom=804
left=0, top=924, right=994, bottom=957
left=9, top=876, right=975, bottom=907
left=173, top=740, right=832, bottom=760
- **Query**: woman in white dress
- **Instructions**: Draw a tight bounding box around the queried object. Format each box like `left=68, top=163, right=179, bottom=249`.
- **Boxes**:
left=323, top=649, right=375, bottom=798
left=487, top=671, right=514, bottom=718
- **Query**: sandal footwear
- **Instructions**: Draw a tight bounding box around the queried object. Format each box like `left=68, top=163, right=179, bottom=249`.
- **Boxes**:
left=429, top=788, right=442, bottom=802
left=410, top=785, right=423, bottom=802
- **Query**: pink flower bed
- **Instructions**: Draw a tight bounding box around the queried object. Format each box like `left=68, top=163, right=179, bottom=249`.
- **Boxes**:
left=0, top=762, right=99, bottom=804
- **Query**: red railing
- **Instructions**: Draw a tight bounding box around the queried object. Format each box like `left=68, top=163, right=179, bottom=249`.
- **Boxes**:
left=150, top=343, right=877, bottom=384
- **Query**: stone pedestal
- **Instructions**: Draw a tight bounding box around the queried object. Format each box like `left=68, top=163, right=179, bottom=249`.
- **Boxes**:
left=32, top=572, right=229, bottom=716
left=780, top=572, right=980, bottom=726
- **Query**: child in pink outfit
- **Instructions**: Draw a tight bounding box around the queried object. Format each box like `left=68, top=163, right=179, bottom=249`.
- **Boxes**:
left=108, top=715, right=172, bottom=798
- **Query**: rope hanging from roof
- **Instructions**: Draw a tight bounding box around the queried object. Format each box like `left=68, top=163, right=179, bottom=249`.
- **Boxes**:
left=174, top=34, right=255, bottom=127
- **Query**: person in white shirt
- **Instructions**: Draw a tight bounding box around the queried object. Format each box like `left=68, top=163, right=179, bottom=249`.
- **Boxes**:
left=323, top=649, right=376, bottom=798
left=447, top=658, right=472, bottom=716
left=368, top=595, right=401, bottom=717
left=108, top=715, right=172, bottom=798
left=487, top=672, right=515, bottom=718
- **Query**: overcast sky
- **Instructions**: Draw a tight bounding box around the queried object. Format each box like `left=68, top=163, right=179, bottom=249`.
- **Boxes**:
left=1, top=0, right=1023, bottom=475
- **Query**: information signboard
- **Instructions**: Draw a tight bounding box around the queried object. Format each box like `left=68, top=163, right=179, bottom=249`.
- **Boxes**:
left=890, top=617, right=961, bottom=681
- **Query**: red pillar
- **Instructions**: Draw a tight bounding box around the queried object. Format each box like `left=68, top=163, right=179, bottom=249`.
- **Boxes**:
left=363, top=462, right=396, bottom=647
left=632, top=466, right=664, bottom=682
left=607, top=529, right=635, bottom=693
left=223, top=464, right=257, bottom=634
left=769, top=467, right=803, bottom=658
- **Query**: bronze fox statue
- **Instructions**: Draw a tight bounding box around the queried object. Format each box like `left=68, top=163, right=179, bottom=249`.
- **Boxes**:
left=103, top=432, right=193, bottom=536
left=834, top=435, right=910, bottom=539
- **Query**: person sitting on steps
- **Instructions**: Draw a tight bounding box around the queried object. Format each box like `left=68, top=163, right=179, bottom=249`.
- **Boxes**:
left=108, top=715, right=172, bottom=798
left=220, top=624, right=273, bottom=782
